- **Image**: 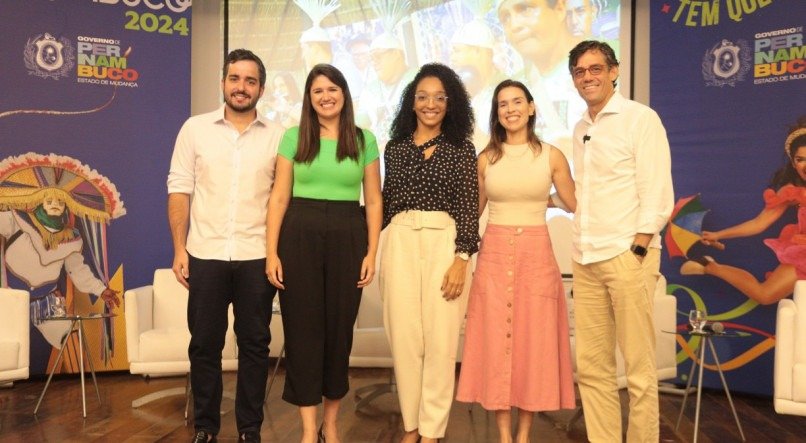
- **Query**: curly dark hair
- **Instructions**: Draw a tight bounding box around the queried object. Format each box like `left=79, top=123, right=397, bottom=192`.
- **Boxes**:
left=771, top=116, right=806, bottom=189
left=389, top=63, right=474, bottom=146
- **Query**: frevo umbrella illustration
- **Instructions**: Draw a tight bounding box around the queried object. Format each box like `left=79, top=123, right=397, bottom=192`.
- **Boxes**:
left=664, top=194, right=711, bottom=259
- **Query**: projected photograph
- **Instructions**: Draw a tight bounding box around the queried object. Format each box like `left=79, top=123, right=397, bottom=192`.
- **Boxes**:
left=228, top=0, right=621, bottom=159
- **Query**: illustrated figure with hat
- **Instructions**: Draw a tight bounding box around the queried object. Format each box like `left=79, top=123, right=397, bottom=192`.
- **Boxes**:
left=0, top=153, right=122, bottom=371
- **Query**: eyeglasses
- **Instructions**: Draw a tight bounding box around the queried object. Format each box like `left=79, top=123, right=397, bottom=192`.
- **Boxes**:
left=572, top=64, right=608, bottom=79
left=414, top=94, right=448, bottom=104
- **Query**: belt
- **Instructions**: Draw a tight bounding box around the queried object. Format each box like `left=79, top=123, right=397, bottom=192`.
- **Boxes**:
left=390, top=210, right=454, bottom=230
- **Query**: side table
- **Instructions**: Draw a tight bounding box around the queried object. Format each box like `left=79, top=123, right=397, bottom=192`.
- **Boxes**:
left=671, top=328, right=746, bottom=442
left=33, top=313, right=116, bottom=418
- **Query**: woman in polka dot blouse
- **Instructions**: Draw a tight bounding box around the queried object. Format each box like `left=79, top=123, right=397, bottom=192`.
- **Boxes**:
left=379, top=63, right=479, bottom=443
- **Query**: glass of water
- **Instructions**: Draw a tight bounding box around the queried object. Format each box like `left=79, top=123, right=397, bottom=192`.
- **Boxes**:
left=51, top=295, right=67, bottom=318
left=689, top=309, right=706, bottom=333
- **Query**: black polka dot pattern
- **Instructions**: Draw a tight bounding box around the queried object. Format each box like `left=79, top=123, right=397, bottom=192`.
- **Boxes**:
left=382, top=133, right=480, bottom=255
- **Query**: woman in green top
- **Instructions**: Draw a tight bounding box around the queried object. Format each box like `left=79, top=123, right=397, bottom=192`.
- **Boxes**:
left=266, top=64, right=382, bottom=443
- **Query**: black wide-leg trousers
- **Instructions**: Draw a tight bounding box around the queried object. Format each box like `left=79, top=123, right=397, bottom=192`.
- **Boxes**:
left=278, top=197, right=367, bottom=406
left=187, top=255, right=273, bottom=435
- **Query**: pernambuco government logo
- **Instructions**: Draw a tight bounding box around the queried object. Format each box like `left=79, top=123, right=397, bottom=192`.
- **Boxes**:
left=24, top=33, right=75, bottom=80
left=702, top=39, right=751, bottom=87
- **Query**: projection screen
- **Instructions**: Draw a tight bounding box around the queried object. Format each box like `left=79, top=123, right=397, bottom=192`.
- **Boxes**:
left=225, top=0, right=631, bottom=238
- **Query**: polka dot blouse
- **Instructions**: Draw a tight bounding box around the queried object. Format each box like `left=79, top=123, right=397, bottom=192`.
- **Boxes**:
left=382, top=133, right=480, bottom=255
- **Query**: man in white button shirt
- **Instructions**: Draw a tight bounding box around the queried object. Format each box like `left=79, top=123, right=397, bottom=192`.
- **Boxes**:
left=568, top=40, right=673, bottom=442
left=167, top=49, right=284, bottom=443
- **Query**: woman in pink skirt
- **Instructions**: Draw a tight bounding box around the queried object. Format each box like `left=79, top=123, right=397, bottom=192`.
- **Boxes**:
left=456, top=80, right=577, bottom=443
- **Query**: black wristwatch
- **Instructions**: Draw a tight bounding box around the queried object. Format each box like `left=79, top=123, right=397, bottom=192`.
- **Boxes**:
left=630, top=244, right=648, bottom=257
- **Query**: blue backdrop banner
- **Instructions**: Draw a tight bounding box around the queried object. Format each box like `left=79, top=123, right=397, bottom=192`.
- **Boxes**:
left=0, top=0, right=190, bottom=374
left=651, top=1, right=804, bottom=395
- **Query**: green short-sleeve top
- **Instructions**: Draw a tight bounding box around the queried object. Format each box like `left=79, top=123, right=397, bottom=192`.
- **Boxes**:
left=278, top=126, right=379, bottom=201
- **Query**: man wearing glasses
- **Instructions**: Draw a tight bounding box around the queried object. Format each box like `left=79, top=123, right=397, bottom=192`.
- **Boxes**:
left=568, top=40, right=674, bottom=442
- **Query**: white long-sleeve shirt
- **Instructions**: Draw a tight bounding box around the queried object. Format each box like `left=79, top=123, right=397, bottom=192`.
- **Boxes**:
left=572, top=93, right=674, bottom=265
left=167, top=106, right=284, bottom=261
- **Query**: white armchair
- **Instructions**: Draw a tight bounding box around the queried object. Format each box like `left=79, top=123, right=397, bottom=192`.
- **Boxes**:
left=565, top=275, right=678, bottom=388
left=774, top=280, right=806, bottom=416
left=543, top=216, right=677, bottom=429
left=349, top=235, right=467, bottom=367
left=343, top=216, right=677, bottom=413
left=268, top=300, right=284, bottom=360
left=546, top=215, right=678, bottom=386
left=649, top=277, right=679, bottom=384
left=0, top=288, right=30, bottom=386
left=124, top=269, right=237, bottom=415
left=263, top=237, right=393, bottom=406
left=348, top=232, right=396, bottom=409
left=349, top=254, right=393, bottom=369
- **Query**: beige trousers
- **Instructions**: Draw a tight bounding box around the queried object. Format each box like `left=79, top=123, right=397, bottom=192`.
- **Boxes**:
left=572, top=248, right=661, bottom=443
left=380, top=211, right=470, bottom=439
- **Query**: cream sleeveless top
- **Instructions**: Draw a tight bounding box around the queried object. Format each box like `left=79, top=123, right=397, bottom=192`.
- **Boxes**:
left=485, top=143, right=551, bottom=226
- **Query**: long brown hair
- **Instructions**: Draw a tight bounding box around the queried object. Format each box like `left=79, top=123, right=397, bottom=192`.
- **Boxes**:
left=295, top=64, right=365, bottom=163
left=482, top=80, right=542, bottom=164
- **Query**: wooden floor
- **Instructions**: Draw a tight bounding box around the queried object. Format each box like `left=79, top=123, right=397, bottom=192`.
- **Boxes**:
left=1, top=366, right=805, bottom=442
